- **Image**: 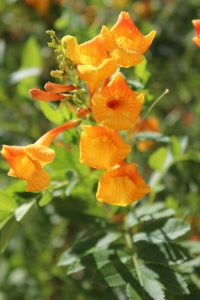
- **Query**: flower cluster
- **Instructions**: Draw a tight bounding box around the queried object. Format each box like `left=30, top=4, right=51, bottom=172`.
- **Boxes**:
left=1, top=12, right=156, bottom=206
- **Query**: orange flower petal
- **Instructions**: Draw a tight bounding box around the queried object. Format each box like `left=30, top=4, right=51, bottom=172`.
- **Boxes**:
left=77, top=58, right=117, bottom=95
left=193, top=19, right=200, bottom=36
left=44, top=82, right=77, bottom=93
left=97, top=163, right=151, bottom=206
left=80, top=125, right=131, bottom=169
left=101, top=25, right=118, bottom=52
left=79, top=36, right=109, bottom=66
left=111, top=48, right=144, bottom=67
left=61, top=35, right=81, bottom=64
left=111, top=11, right=156, bottom=55
left=30, top=89, right=66, bottom=101
left=26, top=168, right=51, bottom=192
left=92, top=72, right=143, bottom=130
left=25, top=144, right=55, bottom=166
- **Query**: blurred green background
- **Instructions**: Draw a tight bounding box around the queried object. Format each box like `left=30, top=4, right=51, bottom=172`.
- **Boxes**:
left=0, top=0, right=200, bottom=299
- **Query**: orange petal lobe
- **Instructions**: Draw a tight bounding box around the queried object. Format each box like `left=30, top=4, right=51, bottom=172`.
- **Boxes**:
left=97, top=163, right=151, bottom=206
left=111, top=11, right=156, bottom=55
left=92, top=72, right=143, bottom=130
left=26, top=168, right=51, bottom=192
left=80, top=125, right=131, bottom=169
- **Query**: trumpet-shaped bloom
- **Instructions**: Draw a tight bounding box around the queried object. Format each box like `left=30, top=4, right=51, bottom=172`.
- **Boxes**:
left=192, top=20, right=200, bottom=47
left=1, top=120, right=80, bottom=192
left=97, top=163, right=151, bottom=206
left=80, top=125, right=131, bottom=169
left=100, top=11, right=156, bottom=67
left=92, top=72, right=144, bottom=130
left=61, top=35, right=117, bottom=95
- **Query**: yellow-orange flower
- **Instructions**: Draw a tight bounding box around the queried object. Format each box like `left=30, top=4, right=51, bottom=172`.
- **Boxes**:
left=80, top=125, right=131, bottom=169
left=97, top=162, right=151, bottom=206
left=192, top=19, right=200, bottom=47
left=1, top=120, right=80, bottom=192
left=100, top=11, right=156, bottom=67
left=134, top=116, right=160, bottom=152
left=25, top=0, right=50, bottom=15
left=61, top=35, right=117, bottom=95
left=92, top=72, right=144, bottom=130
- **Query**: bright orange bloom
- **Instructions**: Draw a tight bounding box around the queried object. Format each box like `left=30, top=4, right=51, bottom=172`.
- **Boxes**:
left=80, top=125, right=131, bottom=169
left=97, top=163, right=151, bottom=206
left=1, top=120, right=80, bottom=192
left=100, top=11, right=156, bottom=67
left=134, top=116, right=160, bottom=152
left=61, top=35, right=117, bottom=95
left=91, top=72, right=144, bottom=130
left=192, top=20, right=200, bottom=47
left=25, top=0, right=50, bottom=15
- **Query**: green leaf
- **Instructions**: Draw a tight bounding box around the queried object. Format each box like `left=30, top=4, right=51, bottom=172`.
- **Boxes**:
left=65, top=170, right=78, bottom=196
left=135, top=132, right=170, bottom=143
left=171, top=136, right=182, bottom=158
left=14, top=200, right=36, bottom=223
left=39, top=191, right=52, bottom=207
left=161, top=218, right=191, bottom=240
left=148, top=147, right=168, bottom=170
left=0, top=191, right=17, bottom=212
left=127, top=284, right=143, bottom=300
left=134, top=58, right=151, bottom=84
left=40, top=102, right=64, bottom=124
left=17, top=37, right=42, bottom=97
left=0, top=217, right=17, bottom=253
left=140, top=266, right=165, bottom=300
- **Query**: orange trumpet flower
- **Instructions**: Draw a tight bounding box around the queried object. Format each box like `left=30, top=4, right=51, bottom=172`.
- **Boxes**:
left=100, top=11, right=156, bottom=67
left=1, top=120, right=80, bottom=192
left=79, top=125, right=131, bottom=169
left=61, top=35, right=117, bottom=95
left=192, top=20, right=200, bottom=47
left=97, top=162, right=151, bottom=206
left=92, top=72, right=144, bottom=130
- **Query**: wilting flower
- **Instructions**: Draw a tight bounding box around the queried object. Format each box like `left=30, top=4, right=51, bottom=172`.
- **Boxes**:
left=30, top=82, right=76, bottom=101
left=1, top=120, right=80, bottom=192
left=133, top=116, right=160, bottom=151
left=192, top=19, right=200, bottom=47
left=100, top=11, right=156, bottom=67
left=97, top=162, right=150, bottom=206
left=80, top=125, right=131, bottom=169
left=25, top=0, right=50, bottom=15
left=92, top=72, right=144, bottom=130
left=61, top=35, right=117, bottom=95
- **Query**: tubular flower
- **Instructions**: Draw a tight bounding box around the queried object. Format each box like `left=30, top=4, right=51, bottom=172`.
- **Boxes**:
left=97, top=163, right=151, bottom=206
left=134, top=116, right=160, bottom=152
left=30, top=82, right=76, bottom=102
left=80, top=125, right=131, bottom=169
left=91, top=72, right=144, bottom=130
left=61, top=35, right=117, bottom=95
left=100, top=11, right=156, bottom=67
left=1, top=120, right=80, bottom=192
left=192, top=20, right=200, bottom=47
